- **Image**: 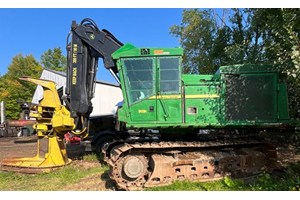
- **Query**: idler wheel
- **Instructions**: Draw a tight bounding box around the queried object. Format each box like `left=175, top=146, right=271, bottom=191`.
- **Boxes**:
left=113, top=154, right=149, bottom=190
left=123, top=155, right=147, bottom=179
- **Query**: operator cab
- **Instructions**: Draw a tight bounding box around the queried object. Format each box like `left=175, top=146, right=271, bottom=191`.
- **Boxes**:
left=112, top=44, right=184, bottom=127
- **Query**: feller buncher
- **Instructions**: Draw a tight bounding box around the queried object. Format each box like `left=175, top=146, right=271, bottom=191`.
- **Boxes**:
left=1, top=18, right=298, bottom=190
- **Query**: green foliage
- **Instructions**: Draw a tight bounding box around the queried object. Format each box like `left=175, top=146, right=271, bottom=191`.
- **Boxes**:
left=170, top=9, right=218, bottom=74
left=0, top=54, right=42, bottom=119
left=0, top=47, right=66, bottom=119
left=249, top=8, right=300, bottom=118
left=260, top=163, right=300, bottom=191
left=170, top=9, right=265, bottom=74
left=40, top=47, right=67, bottom=72
left=223, top=176, right=243, bottom=189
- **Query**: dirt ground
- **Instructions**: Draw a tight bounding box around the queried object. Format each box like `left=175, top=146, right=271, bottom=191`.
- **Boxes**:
left=0, top=135, right=299, bottom=191
left=61, top=160, right=116, bottom=191
left=0, top=137, right=36, bottom=162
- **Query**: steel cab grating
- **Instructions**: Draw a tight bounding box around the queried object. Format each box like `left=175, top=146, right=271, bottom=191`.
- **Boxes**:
left=224, top=74, right=277, bottom=121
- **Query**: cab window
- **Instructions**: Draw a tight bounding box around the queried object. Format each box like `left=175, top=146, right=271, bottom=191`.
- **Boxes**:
left=123, top=58, right=154, bottom=105
left=159, top=57, right=180, bottom=93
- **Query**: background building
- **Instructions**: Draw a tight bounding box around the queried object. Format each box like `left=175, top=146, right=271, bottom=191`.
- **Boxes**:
left=32, top=69, right=123, bottom=116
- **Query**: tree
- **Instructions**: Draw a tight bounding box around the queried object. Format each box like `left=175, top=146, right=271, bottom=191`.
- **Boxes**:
left=170, top=9, right=218, bottom=74
left=170, top=9, right=254, bottom=74
left=249, top=9, right=300, bottom=117
left=40, top=47, right=67, bottom=72
left=171, top=8, right=300, bottom=117
left=0, top=54, right=42, bottom=119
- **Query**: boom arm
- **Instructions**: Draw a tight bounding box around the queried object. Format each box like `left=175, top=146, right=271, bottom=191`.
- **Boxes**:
left=65, top=18, right=123, bottom=132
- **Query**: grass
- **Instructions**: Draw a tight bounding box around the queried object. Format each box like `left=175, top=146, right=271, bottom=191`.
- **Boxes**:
left=82, top=153, right=99, bottom=162
left=0, top=153, right=107, bottom=191
left=147, top=162, right=300, bottom=191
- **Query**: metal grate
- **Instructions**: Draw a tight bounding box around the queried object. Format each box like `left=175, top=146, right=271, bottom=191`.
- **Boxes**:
left=224, top=74, right=277, bottom=121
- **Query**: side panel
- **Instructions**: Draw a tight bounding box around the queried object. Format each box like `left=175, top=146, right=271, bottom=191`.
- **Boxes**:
left=156, top=97, right=182, bottom=123
left=129, top=99, right=157, bottom=121
left=184, top=84, right=220, bottom=125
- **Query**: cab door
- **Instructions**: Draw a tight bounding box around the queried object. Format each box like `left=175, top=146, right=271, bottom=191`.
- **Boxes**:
left=122, top=57, right=157, bottom=121
left=156, top=56, right=182, bottom=123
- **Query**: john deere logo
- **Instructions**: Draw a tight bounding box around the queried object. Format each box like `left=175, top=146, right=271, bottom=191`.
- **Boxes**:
left=90, top=34, right=95, bottom=40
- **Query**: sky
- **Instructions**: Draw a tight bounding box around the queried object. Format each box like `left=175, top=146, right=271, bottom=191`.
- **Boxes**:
left=0, top=8, right=184, bottom=84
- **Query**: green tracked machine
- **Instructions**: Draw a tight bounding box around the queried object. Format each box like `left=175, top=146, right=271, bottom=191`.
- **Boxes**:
left=1, top=18, right=298, bottom=190
left=66, top=19, right=298, bottom=190
left=105, top=45, right=296, bottom=190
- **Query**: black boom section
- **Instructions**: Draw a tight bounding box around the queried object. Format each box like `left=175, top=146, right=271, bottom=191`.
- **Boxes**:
left=67, top=35, right=94, bottom=117
left=65, top=18, right=123, bottom=128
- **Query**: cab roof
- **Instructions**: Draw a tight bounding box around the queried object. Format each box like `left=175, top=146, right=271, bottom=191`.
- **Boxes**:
left=112, top=43, right=183, bottom=59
